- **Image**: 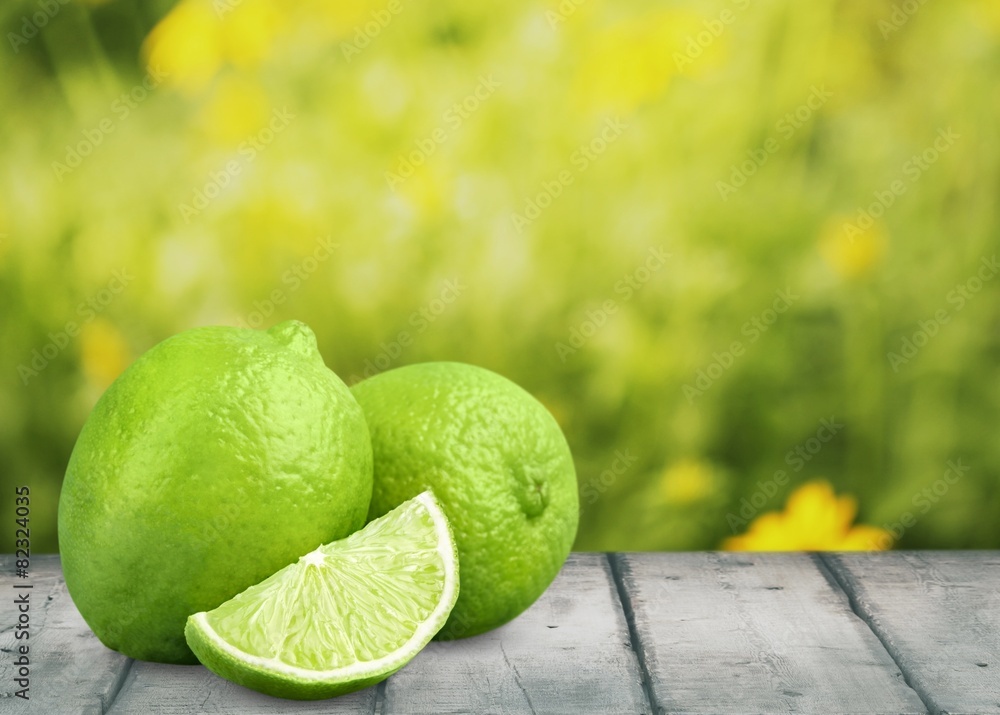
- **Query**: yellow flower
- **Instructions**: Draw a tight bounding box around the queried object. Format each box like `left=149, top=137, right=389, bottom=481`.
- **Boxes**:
left=221, top=0, right=283, bottom=69
left=143, top=0, right=225, bottom=94
left=967, top=0, right=1000, bottom=36
left=199, top=74, right=271, bottom=144
left=80, top=319, right=131, bottom=390
left=660, top=458, right=716, bottom=505
left=723, top=480, right=890, bottom=551
left=575, top=12, right=684, bottom=114
left=143, top=0, right=282, bottom=94
left=296, top=0, right=385, bottom=41
left=819, top=214, right=887, bottom=279
left=392, top=164, right=452, bottom=220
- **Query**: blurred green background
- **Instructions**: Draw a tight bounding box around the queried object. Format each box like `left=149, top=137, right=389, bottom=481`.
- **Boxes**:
left=2, top=0, right=999, bottom=553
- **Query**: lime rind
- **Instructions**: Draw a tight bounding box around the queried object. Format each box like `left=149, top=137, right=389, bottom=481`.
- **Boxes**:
left=184, top=491, right=459, bottom=699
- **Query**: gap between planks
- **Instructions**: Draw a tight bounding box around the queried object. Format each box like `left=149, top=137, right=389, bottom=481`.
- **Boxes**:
left=812, top=552, right=960, bottom=713
left=814, top=553, right=935, bottom=713
left=102, top=659, right=135, bottom=715
left=373, top=678, right=387, bottom=715
left=814, top=554, right=939, bottom=711
left=607, top=553, right=660, bottom=715
left=612, top=552, right=933, bottom=715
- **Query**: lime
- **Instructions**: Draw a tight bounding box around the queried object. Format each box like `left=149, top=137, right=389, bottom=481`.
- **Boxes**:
left=58, top=320, right=373, bottom=664
left=185, top=491, right=458, bottom=700
left=351, top=362, right=578, bottom=639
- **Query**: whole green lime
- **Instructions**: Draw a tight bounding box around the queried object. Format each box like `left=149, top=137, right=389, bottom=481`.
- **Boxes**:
left=351, top=362, right=578, bottom=639
left=58, top=320, right=373, bottom=664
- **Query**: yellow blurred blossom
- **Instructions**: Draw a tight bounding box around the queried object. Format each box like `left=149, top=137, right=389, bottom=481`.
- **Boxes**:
left=819, top=214, right=887, bottom=279
left=544, top=0, right=601, bottom=28
left=967, top=0, right=1000, bottom=36
left=575, top=13, right=679, bottom=113
left=199, top=75, right=271, bottom=144
left=80, top=319, right=131, bottom=390
left=143, top=0, right=283, bottom=94
left=143, top=1, right=223, bottom=94
left=660, top=458, right=716, bottom=505
left=723, top=480, right=890, bottom=551
left=222, top=0, right=283, bottom=68
left=392, top=164, right=452, bottom=220
left=298, top=0, right=388, bottom=41
left=575, top=7, right=739, bottom=113
left=233, top=195, right=325, bottom=261
left=822, top=25, right=880, bottom=105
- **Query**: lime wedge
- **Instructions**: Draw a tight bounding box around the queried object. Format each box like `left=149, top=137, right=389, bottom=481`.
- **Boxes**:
left=184, top=491, right=459, bottom=700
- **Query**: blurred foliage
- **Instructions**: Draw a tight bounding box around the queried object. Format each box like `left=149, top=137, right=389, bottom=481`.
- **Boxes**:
left=1, top=0, right=999, bottom=553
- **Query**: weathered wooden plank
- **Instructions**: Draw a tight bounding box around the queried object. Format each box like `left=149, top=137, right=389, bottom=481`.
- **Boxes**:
left=382, top=553, right=649, bottom=714
left=615, top=552, right=927, bottom=715
left=105, top=662, right=377, bottom=714
left=824, top=551, right=1000, bottom=715
left=10, top=552, right=1000, bottom=713
left=0, top=554, right=131, bottom=715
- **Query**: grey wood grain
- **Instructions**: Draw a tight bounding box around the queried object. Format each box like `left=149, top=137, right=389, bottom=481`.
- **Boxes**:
left=105, top=661, right=377, bottom=714
left=824, top=551, right=1000, bottom=715
left=0, top=554, right=131, bottom=715
left=7, top=552, right=1000, bottom=714
left=382, top=553, right=650, bottom=714
left=614, top=552, right=928, bottom=715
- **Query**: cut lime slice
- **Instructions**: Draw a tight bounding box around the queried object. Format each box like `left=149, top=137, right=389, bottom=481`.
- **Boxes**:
left=184, top=491, right=459, bottom=700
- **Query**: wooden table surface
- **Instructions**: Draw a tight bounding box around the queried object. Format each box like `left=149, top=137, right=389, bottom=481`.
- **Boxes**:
left=1, top=553, right=998, bottom=714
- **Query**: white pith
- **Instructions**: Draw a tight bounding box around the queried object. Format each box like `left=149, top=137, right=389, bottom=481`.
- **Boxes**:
left=190, top=491, right=458, bottom=683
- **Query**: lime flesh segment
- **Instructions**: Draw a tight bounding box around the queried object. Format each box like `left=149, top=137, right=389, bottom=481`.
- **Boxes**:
left=184, top=491, right=459, bottom=700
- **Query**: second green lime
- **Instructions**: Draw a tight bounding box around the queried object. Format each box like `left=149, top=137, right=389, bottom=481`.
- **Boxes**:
left=351, top=362, right=579, bottom=639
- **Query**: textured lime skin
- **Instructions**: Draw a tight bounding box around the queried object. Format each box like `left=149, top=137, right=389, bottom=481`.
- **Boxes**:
left=351, top=362, right=578, bottom=639
left=58, top=321, right=373, bottom=663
